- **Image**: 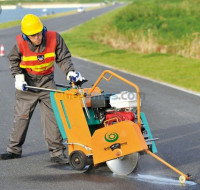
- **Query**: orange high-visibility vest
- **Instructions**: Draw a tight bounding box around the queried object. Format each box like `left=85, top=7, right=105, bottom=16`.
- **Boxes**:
left=17, top=31, right=57, bottom=75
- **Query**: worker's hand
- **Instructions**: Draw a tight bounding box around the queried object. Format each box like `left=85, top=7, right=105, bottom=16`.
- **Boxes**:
left=66, top=71, right=85, bottom=82
left=15, top=74, right=27, bottom=91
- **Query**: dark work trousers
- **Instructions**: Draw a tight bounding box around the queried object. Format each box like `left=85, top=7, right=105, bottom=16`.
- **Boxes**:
left=7, top=73, right=65, bottom=157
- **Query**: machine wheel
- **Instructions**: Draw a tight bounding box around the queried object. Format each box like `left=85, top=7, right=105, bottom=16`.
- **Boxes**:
left=69, top=150, right=87, bottom=170
left=179, top=176, right=186, bottom=184
left=106, top=153, right=139, bottom=176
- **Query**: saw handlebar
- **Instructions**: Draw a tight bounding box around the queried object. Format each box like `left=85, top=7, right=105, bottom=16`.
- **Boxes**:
left=24, top=85, right=65, bottom=93
left=24, top=79, right=88, bottom=93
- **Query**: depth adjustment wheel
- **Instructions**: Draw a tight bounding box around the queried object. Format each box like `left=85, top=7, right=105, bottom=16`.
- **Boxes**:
left=69, top=150, right=87, bottom=170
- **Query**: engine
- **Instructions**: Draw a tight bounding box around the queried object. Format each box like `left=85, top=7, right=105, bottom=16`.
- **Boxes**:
left=91, top=91, right=139, bottom=126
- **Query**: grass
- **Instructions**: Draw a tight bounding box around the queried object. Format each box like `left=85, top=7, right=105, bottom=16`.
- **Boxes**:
left=93, top=0, right=200, bottom=59
left=61, top=5, right=200, bottom=92
left=0, top=20, right=21, bottom=30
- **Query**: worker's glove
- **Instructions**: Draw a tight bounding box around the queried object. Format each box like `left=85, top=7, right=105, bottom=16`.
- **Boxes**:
left=15, top=74, right=27, bottom=91
left=66, top=71, right=85, bottom=82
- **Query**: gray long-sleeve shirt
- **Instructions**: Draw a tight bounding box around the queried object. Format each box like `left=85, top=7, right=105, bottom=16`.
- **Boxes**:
left=8, top=32, right=75, bottom=77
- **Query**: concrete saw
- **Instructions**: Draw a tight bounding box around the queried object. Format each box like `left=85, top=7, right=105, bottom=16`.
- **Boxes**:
left=50, top=70, right=191, bottom=183
left=106, top=153, right=139, bottom=175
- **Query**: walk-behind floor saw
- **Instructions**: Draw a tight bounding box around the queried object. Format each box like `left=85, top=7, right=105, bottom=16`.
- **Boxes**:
left=26, top=70, right=191, bottom=184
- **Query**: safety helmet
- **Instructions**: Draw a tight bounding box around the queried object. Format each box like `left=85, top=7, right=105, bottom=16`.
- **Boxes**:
left=21, top=14, right=43, bottom=35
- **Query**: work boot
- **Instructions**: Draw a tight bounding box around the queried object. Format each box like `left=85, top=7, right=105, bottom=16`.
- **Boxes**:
left=0, top=152, right=21, bottom=160
left=50, top=154, right=69, bottom=164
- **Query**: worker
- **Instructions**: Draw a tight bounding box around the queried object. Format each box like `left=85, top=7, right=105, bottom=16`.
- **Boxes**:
left=0, top=14, right=84, bottom=164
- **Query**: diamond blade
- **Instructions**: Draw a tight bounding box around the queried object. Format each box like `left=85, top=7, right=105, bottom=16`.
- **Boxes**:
left=106, top=153, right=139, bottom=176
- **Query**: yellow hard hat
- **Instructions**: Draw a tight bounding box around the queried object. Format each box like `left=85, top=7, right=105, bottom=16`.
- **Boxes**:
left=21, top=14, right=43, bottom=35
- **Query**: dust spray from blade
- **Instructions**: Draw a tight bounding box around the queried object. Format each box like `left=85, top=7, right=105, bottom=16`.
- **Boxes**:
left=106, top=153, right=139, bottom=175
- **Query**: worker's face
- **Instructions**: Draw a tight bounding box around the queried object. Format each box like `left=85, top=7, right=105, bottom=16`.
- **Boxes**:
left=27, top=31, right=43, bottom=46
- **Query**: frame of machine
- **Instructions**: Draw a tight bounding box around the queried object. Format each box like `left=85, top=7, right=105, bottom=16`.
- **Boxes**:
left=46, top=70, right=190, bottom=184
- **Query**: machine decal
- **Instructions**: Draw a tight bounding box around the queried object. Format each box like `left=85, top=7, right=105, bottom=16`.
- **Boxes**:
left=104, top=132, right=119, bottom=142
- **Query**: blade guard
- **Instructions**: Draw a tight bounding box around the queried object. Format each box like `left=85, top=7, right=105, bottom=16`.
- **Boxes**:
left=91, top=120, right=148, bottom=165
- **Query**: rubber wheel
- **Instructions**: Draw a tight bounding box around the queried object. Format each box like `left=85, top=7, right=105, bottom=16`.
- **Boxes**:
left=69, top=151, right=87, bottom=170
left=179, top=176, right=186, bottom=184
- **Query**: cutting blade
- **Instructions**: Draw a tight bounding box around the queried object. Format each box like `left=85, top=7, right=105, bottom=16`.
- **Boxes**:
left=106, top=153, right=139, bottom=176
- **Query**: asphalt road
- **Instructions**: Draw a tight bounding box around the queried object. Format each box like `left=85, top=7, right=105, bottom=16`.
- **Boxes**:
left=0, top=4, right=200, bottom=190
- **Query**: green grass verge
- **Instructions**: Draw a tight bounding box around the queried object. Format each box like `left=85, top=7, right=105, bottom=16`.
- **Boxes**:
left=61, top=7, right=200, bottom=92
left=93, top=0, right=200, bottom=59
left=112, top=0, right=200, bottom=42
left=0, top=20, right=21, bottom=30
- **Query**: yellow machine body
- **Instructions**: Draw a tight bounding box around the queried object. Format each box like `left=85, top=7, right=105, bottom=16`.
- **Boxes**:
left=91, top=120, right=148, bottom=165
left=54, top=86, right=147, bottom=160
left=51, top=70, right=190, bottom=182
left=54, top=87, right=101, bottom=156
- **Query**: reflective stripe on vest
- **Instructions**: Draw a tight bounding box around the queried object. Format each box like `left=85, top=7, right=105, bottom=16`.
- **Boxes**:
left=20, top=61, right=54, bottom=71
left=22, top=52, right=55, bottom=62
left=17, top=31, right=57, bottom=75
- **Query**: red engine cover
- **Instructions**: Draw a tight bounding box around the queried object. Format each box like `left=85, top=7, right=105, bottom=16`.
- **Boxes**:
left=105, top=111, right=135, bottom=126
